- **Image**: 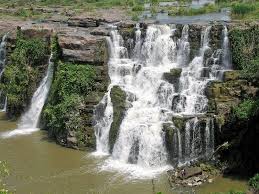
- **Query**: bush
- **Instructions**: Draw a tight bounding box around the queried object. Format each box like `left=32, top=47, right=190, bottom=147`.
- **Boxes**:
left=248, top=173, right=259, bottom=191
left=232, top=3, right=255, bottom=16
left=229, top=26, right=259, bottom=76
left=234, top=99, right=259, bottom=120
left=213, top=191, right=245, bottom=194
left=42, top=62, right=97, bottom=147
left=132, top=5, right=144, bottom=12
left=0, top=161, right=10, bottom=194
left=0, top=31, right=48, bottom=117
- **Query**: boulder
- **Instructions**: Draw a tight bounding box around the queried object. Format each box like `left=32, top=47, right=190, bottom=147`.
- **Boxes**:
left=163, top=68, right=182, bottom=92
left=58, top=35, right=107, bottom=64
left=90, top=26, right=109, bottom=36
left=109, top=86, right=127, bottom=152
left=223, top=70, right=240, bottom=81
left=181, top=167, right=202, bottom=179
left=68, top=17, right=100, bottom=28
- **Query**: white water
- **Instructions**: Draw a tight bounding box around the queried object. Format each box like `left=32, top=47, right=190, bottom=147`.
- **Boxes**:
left=1, top=55, right=54, bottom=138
left=94, top=24, right=231, bottom=178
left=222, top=26, right=232, bottom=70
left=0, top=34, right=8, bottom=111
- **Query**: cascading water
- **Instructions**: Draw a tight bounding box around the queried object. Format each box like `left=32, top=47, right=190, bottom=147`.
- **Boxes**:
left=222, top=26, right=232, bottom=70
left=94, top=24, right=231, bottom=177
left=1, top=54, right=54, bottom=138
left=0, top=34, right=8, bottom=111
left=0, top=34, right=7, bottom=74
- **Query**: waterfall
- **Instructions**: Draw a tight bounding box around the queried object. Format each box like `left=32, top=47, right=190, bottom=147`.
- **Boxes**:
left=0, top=34, right=8, bottom=111
left=0, top=34, right=7, bottom=74
left=222, top=26, right=232, bottom=70
left=1, top=54, right=54, bottom=138
left=94, top=88, right=113, bottom=155
left=94, top=24, right=231, bottom=177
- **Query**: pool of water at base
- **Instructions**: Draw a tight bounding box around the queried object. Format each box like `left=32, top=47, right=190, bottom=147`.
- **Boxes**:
left=0, top=113, right=248, bottom=194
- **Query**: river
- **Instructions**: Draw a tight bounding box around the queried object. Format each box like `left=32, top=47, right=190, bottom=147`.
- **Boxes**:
left=0, top=112, right=248, bottom=194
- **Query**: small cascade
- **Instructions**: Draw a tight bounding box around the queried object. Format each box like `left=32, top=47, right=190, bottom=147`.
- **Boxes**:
left=0, top=97, right=7, bottom=112
left=0, top=34, right=8, bottom=111
left=1, top=54, right=54, bottom=138
left=0, top=34, right=7, bottom=74
left=94, top=23, right=232, bottom=177
left=94, top=88, right=113, bottom=155
left=222, top=26, right=232, bottom=70
left=177, top=25, right=190, bottom=67
left=177, top=26, right=211, bottom=115
left=208, top=26, right=232, bottom=79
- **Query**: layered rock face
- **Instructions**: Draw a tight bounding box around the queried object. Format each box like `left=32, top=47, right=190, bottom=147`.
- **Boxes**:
left=206, top=70, right=259, bottom=174
left=0, top=19, right=110, bottom=149
left=44, top=23, right=109, bottom=149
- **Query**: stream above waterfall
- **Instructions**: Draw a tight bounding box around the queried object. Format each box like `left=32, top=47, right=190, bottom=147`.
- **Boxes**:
left=0, top=113, right=248, bottom=194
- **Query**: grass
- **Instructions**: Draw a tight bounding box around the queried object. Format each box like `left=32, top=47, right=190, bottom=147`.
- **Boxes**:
left=0, top=0, right=259, bottom=21
left=167, top=0, right=259, bottom=20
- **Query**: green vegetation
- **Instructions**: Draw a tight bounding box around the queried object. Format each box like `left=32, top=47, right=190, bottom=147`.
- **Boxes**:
left=229, top=26, right=259, bottom=79
left=234, top=99, right=259, bottom=120
left=42, top=61, right=97, bottom=147
left=214, top=191, right=245, bottom=194
left=0, top=29, right=49, bottom=117
left=168, top=3, right=219, bottom=16
left=0, top=0, right=145, bottom=18
left=167, top=0, right=259, bottom=20
left=248, top=173, right=259, bottom=191
left=0, top=0, right=259, bottom=21
left=0, top=161, right=10, bottom=194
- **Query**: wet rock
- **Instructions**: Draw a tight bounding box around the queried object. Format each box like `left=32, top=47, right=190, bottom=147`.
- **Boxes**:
left=67, top=136, right=78, bottom=149
left=167, top=165, right=213, bottom=187
left=172, top=94, right=186, bottom=113
left=223, top=70, right=240, bottom=81
left=201, top=67, right=210, bottom=78
left=163, top=123, right=178, bottom=165
left=109, top=85, right=127, bottom=152
left=172, top=115, right=189, bottom=130
left=163, top=68, right=182, bottom=92
left=183, top=167, right=202, bottom=179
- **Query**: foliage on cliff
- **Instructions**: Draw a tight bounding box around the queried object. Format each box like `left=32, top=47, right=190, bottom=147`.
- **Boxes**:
left=0, top=30, right=48, bottom=118
left=249, top=173, right=259, bottom=191
left=229, top=26, right=259, bottom=79
left=234, top=99, right=259, bottom=120
left=42, top=61, right=97, bottom=148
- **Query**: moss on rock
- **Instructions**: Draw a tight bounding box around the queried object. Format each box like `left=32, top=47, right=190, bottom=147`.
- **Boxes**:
left=109, top=85, right=127, bottom=152
left=163, top=68, right=182, bottom=92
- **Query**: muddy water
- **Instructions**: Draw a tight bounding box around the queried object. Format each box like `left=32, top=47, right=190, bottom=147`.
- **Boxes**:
left=0, top=113, right=248, bottom=194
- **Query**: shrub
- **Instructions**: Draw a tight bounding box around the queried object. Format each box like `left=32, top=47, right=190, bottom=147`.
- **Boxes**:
left=42, top=62, right=97, bottom=147
left=132, top=5, right=144, bottom=12
left=229, top=26, right=259, bottom=76
left=248, top=173, right=259, bottom=191
left=0, top=30, right=48, bottom=117
left=0, top=161, right=10, bottom=194
left=233, top=99, right=259, bottom=120
left=232, top=3, right=255, bottom=17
